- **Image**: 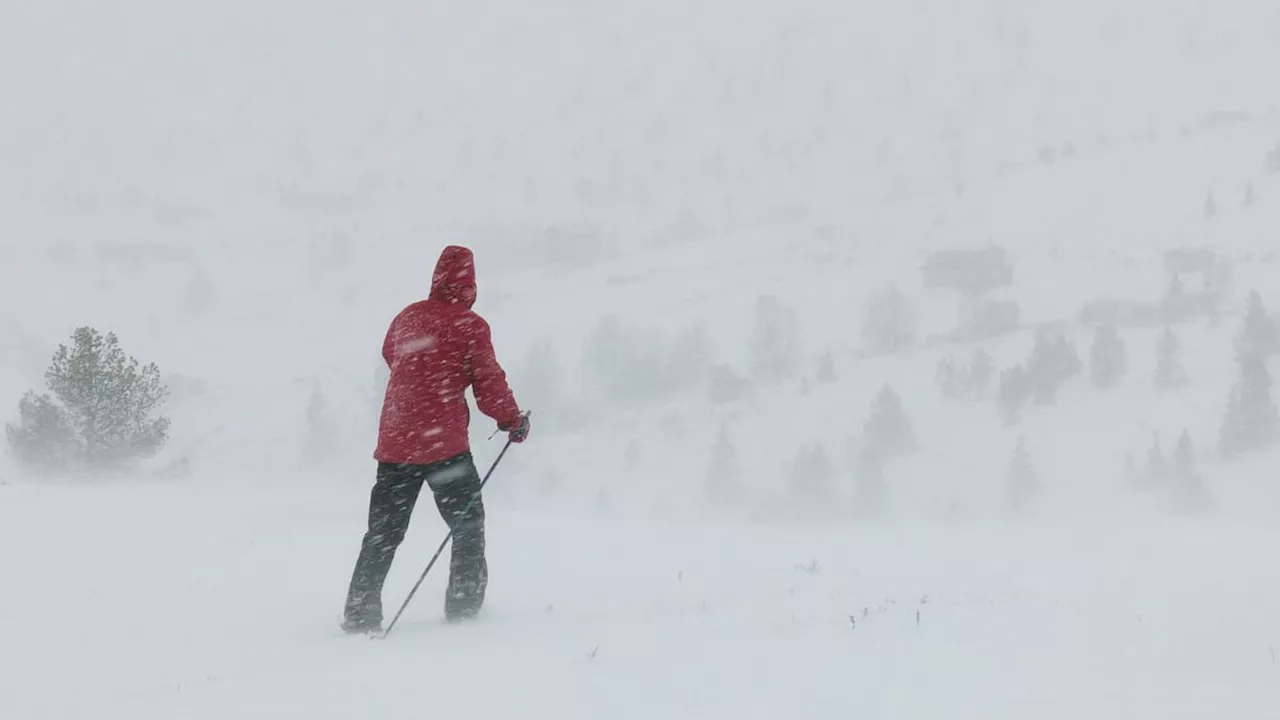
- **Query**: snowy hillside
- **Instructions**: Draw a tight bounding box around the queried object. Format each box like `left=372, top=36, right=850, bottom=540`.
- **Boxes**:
left=4, top=0, right=1280, bottom=717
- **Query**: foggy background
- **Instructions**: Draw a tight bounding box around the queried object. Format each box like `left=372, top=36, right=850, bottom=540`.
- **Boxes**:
left=2, top=1, right=1280, bottom=717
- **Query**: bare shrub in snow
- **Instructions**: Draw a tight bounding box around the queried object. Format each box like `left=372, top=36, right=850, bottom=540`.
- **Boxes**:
left=5, top=327, right=169, bottom=474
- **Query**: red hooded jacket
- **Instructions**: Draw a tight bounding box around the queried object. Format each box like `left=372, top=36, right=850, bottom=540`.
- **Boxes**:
left=373, top=246, right=522, bottom=465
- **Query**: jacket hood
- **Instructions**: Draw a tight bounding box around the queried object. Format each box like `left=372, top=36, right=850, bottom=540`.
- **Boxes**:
left=429, top=245, right=477, bottom=308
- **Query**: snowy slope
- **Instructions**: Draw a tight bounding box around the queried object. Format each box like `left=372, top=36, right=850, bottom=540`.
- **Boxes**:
left=4, top=483, right=1280, bottom=719
left=4, top=0, right=1280, bottom=717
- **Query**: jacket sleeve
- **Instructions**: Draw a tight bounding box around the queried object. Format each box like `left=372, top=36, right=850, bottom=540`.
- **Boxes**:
left=466, top=314, right=522, bottom=427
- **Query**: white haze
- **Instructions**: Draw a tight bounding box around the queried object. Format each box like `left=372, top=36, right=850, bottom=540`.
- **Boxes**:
left=2, top=1, right=1280, bottom=717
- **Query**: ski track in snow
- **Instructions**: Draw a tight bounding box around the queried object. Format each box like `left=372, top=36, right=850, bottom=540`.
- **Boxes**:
left=3, top=483, right=1279, bottom=719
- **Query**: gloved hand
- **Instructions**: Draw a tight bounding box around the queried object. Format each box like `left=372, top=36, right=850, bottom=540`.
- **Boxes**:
left=501, top=413, right=531, bottom=443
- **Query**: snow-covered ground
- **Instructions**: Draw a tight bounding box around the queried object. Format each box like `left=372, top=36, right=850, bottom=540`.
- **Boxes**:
left=4, top=0, right=1280, bottom=717
left=4, top=482, right=1280, bottom=719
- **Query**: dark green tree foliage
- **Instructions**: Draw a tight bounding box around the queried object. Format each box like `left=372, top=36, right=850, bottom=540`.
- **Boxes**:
left=6, top=327, right=170, bottom=472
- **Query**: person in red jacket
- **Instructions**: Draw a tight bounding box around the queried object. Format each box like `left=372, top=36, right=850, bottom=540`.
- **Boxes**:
left=342, top=245, right=530, bottom=633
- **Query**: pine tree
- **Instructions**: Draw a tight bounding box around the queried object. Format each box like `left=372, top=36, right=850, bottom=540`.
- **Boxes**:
left=935, top=354, right=960, bottom=399
left=705, top=423, right=742, bottom=506
left=996, top=365, right=1030, bottom=425
left=1024, top=333, right=1064, bottom=404
left=1171, top=429, right=1211, bottom=513
left=860, top=284, right=916, bottom=355
left=1089, top=324, right=1127, bottom=389
left=789, top=442, right=836, bottom=510
left=5, top=327, right=169, bottom=472
left=967, top=348, right=994, bottom=400
left=1219, top=353, right=1280, bottom=458
left=1235, top=291, right=1279, bottom=363
left=1143, top=434, right=1169, bottom=487
left=1154, top=327, right=1188, bottom=389
left=1204, top=191, right=1218, bottom=218
left=863, top=384, right=915, bottom=460
left=1006, top=439, right=1037, bottom=511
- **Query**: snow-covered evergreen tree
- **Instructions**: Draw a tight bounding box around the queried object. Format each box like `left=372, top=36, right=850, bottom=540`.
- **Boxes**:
left=705, top=422, right=742, bottom=506
left=1234, top=291, right=1279, bottom=363
left=862, top=384, right=915, bottom=461
left=1089, top=324, right=1127, bottom=389
left=5, top=327, right=170, bottom=473
left=1170, top=429, right=1212, bottom=514
left=1219, top=352, right=1279, bottom=459
left=860, top=284, right=916, bottom=355
left=1154, top=327, right=1188, bottom=389
left=996, top=364, right=1030, bottom=425
left=966, top=348, right=994, bottom=400
left=750, top=294, right=801, bottom=382
left=935, top=354, right=961, bottom=399
left=1143, top=434, right=1169, bottom=487
left=789, top=442, right=836, bottom=510
left=1026, top=335, right=1057, bottom=404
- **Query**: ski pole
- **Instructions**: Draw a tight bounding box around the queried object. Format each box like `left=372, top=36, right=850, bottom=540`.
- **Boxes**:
left=378, top=415, right=526, bottom=639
